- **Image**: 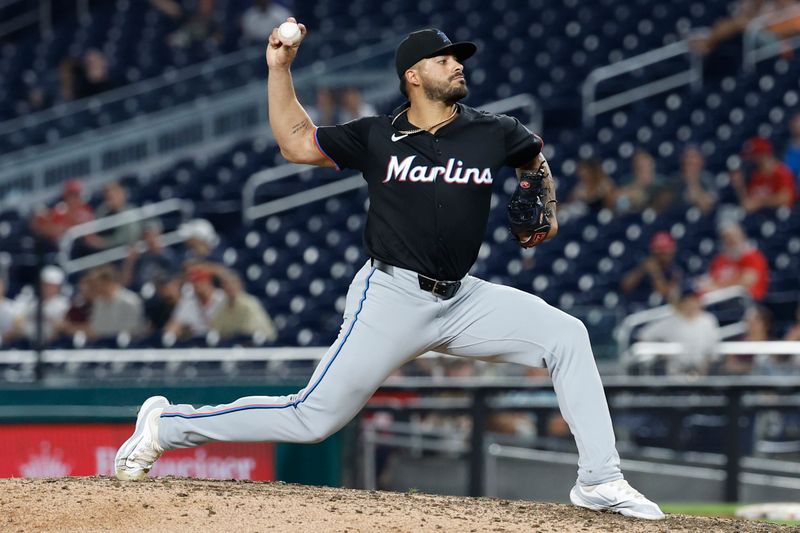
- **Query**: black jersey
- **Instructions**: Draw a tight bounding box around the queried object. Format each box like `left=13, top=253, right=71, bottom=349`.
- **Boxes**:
left=315, top=102, right=542, bottom=280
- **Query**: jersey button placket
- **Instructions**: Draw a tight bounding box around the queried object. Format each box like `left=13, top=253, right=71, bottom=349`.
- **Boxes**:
left=433, top=136, right=445, bottom=276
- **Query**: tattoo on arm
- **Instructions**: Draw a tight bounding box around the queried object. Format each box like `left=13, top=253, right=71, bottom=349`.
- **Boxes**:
left=517, top=156, right=557, bottom=217
left=541, top=174, right=555, bottom=204
left=544, top=182, right=557, bottom=218
left=290, top=119, right=310, bottom=136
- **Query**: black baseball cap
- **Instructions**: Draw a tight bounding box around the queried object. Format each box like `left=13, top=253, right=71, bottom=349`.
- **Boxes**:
left=395, top=29, right=477, bottom=79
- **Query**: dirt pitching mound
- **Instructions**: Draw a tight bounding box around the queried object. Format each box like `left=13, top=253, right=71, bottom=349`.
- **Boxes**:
left=0, top=477, right=791, bottom=532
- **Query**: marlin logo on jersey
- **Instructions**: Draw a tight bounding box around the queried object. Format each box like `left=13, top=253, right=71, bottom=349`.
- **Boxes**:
left=383, top=155, right=493, bottom=185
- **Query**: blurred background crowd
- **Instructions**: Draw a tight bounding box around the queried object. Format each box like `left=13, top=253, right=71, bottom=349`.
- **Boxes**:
left=0, top=0, right=799, bottom=380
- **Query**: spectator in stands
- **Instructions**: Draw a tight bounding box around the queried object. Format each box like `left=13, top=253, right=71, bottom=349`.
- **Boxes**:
left=28, top=86, right=50, bottom=112
left=57, top=271, right=97, bottom=338
left=731, top=136, right=797, bottom=213
left=59, top=49, right=117, bottom=102
left=783, top=112, right=800, bottom=181
left=0, top=278, right=24, bottom=345
left=145, top=274, right=182, bottom=333
left=637, top=281, right=721, bottom=375
left=690, top=1, right=751, bottom=55
left=784, top=304, right=800, bottom=340
left=339, top=87, right=377, bottom=122
left=151, top=0, right=184, bottom=18
left=308, top=87, right=341, bottom=127
left=675, top=145, right=718, bottom=214
left=88, top=265, right=145, bottom=340
left=722, top=305, right=775, bottom=375
left=620, top=232, right=683, bottom=303
left=85, top=181, right=142, bottom=251
left=17, top=86, right=51, bottom=116
left=211, top=270, right=277, bottom=341
left=17, top=266, right=70, bottom=344
left=164, top=265, right=226, bottom=339
left=775, top=306, right=800, bottom=375
left=615, top=149, right=666, bottom=213
left=179, top=218, right=224, bottom=265
left=241, top=0, right=291, bottom=44
left=698, top=221, right=770, bottom=301
left=755, top=312, right=800, bottom=374
left=152, top=0, right=223, bottom=50
left=755, top=0, right=800, bottom=59
left=121, top=219, right=178, bottom=290
left=562, top=158, right=617, bottom=218
left=30, top=179, right=94, bottom=248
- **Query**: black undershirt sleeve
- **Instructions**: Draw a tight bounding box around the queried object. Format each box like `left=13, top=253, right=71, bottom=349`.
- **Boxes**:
left=499, top=114, right=543, bottom=168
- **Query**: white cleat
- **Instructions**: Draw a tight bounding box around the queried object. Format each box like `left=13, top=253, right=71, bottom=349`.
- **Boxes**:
left=570, top=479, right=666, bottom=520
left=114, top=395, right=169, bottom=481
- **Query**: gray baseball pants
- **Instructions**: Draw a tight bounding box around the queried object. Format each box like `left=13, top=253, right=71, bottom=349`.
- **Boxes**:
left=158, top=260, right=622, bottom=486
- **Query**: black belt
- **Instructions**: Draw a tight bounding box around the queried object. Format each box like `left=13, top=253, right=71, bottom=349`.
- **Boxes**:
left=371, top=259, right=462, bottom=300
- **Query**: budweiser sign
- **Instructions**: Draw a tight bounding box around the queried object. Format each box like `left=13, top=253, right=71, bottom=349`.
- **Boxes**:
left=19, top=442, right=72, bottom=477
left=0, top=424, right=274, bottom=480
left=96, top=447, right=258, bottom=479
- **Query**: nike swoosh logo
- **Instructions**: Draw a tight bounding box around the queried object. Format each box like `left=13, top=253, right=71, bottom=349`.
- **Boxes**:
left=391, top=133, right=409, bottom=142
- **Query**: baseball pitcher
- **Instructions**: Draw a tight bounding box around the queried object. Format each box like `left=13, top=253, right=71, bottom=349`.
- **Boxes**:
left=115, top=20, right=664, bottom=520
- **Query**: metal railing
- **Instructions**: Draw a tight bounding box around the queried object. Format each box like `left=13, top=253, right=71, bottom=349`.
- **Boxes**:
left=485, top=444, right=800, bottom=500
left=0, top=39, right=399, bottom=212
left=481, top=93, right=542, bottom=134
left=242, top=93, right=542, bottom=223
left=362, top=421, right=468, bottom=490
left=0, top=0, right=82, bottom=39
left=582, top=30, right=707, bottom=127
left=0, top=346, right=482, bottom=365
left=0, top=45, right=266, bottom=143
left=0, top=346, right=327, bottom=365
left=0, top=89, right=268, bottom=211
left=743, top=4, right=800, bottom=72
left=363, top=376, right=800, bottom=501
left=615, top=285, right=753, bottom=366
left=56, top=198, right=193, bottom=274
left=245, top=174, right=366, bottom=222
left=628, top=340, right=800, bottom=375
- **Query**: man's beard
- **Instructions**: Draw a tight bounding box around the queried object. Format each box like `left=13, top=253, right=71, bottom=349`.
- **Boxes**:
left=422, top=75, right=468, bottom=104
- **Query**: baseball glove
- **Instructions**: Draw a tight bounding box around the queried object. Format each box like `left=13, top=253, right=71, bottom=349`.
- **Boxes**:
left=507, top=165, right=552, bottom=248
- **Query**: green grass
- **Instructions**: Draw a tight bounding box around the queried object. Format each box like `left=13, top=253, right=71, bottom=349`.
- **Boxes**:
left=661, top=503, right=800, bottom=526
left=661, top=503, right=739, bottom=517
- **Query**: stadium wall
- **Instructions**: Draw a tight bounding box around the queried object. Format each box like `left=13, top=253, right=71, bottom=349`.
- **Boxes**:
left=0, top=384, right=342, bottom=485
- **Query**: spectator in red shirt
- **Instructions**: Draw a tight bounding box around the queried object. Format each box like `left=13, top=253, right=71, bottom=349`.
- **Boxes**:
left=699, top=221, right=769, bottom=300
left=731, top=136, right=797, bottom=213
left=30, top=179, right=95, bottom=247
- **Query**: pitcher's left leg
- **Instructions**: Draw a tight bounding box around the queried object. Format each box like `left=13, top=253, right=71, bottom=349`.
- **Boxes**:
left=439, top=279, right=664, bottom=519
left=440, top=279, right=620, bottom=485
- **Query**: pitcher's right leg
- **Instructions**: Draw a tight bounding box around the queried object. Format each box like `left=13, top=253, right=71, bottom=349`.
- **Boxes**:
left=116, top=263, right=438, bottom=479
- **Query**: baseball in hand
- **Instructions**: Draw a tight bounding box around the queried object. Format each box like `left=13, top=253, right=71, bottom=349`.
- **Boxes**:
left=278, top=22, right=302, bottom=45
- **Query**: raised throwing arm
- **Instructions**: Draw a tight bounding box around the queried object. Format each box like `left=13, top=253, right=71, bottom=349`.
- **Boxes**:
left=266, top=18, right=334, bottom=167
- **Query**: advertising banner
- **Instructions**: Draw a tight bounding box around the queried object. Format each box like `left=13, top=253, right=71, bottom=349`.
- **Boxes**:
left=0, top=424, right=274, bottom=480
